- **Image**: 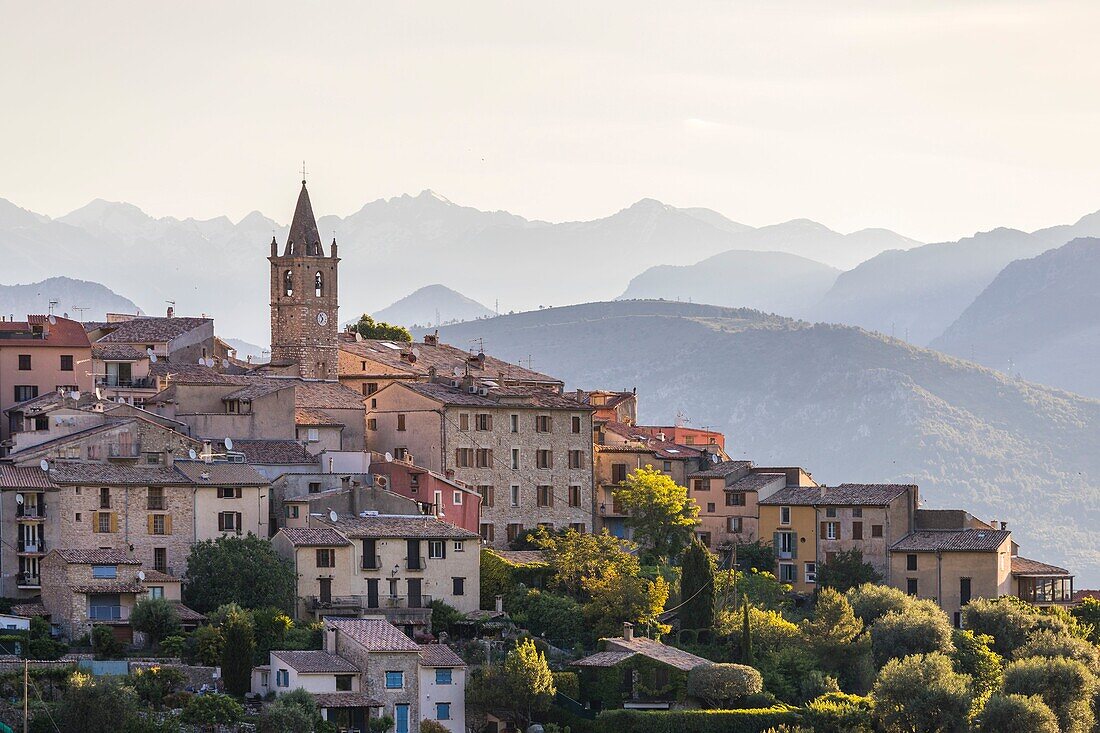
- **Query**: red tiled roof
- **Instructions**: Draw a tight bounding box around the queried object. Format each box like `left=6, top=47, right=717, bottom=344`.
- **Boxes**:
left=70, top=583, right=145, bottom=594
left=325, top=617, right=420, bottom=652
left=54, top=549, right=141, bottom=564
left=0, top=316, right=91, bottom=348
left=91, top=344, right=146, bottom=361
left=272, top=650, right=358, bottom=673
left=891, top=529, right=1011, bottom=553
left=328, top=515, right=479, bottom=540
left=172, top=603, right=205, bottom=622
left=722, top=473, right=786, bottom=492
left=419, top=644, right=466, bottom=667
left=395, top=381, right=586, bottom=411
left=339, top=337, right=561, bottom=385
left=172, top=461, right=270, bottom=486
left=312, top=691, right=383, bottom=709
left=0, top=465, right=55, bottom=489
left=295, top=407, right=343, bottom=427
left=229, top=440, right=316, bottom=465
left=279, top=527, right=352, bottom=547
left=97, top=317, right=211, bottom=344
left=1011, top=556, right=1071, bottom=576
left=761, top=484, right=914, bottom=507
left=689, top=460, right=753, bottom=479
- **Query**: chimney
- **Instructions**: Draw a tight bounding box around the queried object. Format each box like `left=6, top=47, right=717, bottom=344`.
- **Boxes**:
left=424, top=331, right=439, bottom=346
left=495, top=595, right=503, bottom=613
left=166, top=306, right=174, bottom=318
left=1000, top=521, right=1007, bottom=530
left=428, top=366, right=438, bottom=383
left=622, top=622, right=634, bottom=641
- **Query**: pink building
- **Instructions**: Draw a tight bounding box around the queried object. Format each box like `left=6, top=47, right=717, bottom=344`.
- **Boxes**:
left=370, top=458, right=482, bottom=536
left=1, top=316, right=92, bottom=449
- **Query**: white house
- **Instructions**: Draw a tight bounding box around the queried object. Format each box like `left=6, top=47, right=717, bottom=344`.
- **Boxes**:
left=418, top=644, right=467, bottom=733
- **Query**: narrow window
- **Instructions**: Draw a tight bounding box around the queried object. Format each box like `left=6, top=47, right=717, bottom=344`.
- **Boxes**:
left=314, top=271, right=323, bottom=297
left=283, top=270, right=293, bottom=296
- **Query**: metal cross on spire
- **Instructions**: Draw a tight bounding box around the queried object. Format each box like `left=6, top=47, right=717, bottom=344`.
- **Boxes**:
left=301, top=160, right=308, bottom=184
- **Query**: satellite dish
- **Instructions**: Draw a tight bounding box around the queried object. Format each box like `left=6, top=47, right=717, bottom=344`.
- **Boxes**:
left=48, top=314, right=56, bottom=325
left=39, top=459, right=49, bottom=472
left=207, top=357, right=216, bottom=367
left=711, top=453, right=720, bottom=464
left=137, top=570, right=146, bottom=581
left=15, top=494, right=23, bottom=505
left=188, top=448, right=198, bottom=460
left=412, top=348, right=420, bottom=358
left=452, top=366, right=463, bottom=377
left=70, top=391, right=81, bottom=400
left=149, top=352, right=158, bottom=363
left=197, top=357, right=206, bottom=365
left=354, top=331, right=363, bottom=342
left=95, top=387, right=103, bottom=400
left=224, top=436, right=234, bottom=451
left=328, top=510, right=338, bottom=523
left=221, top=358, right=229, bottom=369
left=384, top=452, right=393, bottom=462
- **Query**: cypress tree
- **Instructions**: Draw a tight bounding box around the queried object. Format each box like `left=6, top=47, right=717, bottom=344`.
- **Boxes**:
left=679, top=537, right=716, bottom=630
left=221, top=608, right=256, bottom=697
left=741, top=594, right=753, bottom=665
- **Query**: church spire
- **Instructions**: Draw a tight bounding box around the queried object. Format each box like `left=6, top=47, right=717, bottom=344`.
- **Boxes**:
left=284, top=180, right=324, bottom=257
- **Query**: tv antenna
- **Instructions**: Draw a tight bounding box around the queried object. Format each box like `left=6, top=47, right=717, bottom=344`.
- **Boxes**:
left=519, top=355, right=534, bottom=370
left=301, top=160, right=308, bottom=184
left=73, top=306, right=89, bottom=322
left=470, top=337, right=485, bottom=352
left=48, top=300, right=59, bottom=315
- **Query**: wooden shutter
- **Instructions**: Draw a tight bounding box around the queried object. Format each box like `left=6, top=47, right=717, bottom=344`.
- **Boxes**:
left=236, top=487, right=243, bottom=499
left=218, top=513, right=225, bottom=531
left=92, top=511, right=100, bottom=533
left=852, top=521, right=862, bottom=540
left=486, top=414, right=493, bottom=430
left=454, top=449, right=460, bottom=467
left=235, top=512, right=242, bottom=532
left=166, top=514, right=172, bottom=535
left=109, top=512, right=118, bottom=533
left=441, top=540, right=447, bottom=559
left=147, top=515, right=154, bottom=534
left=773, top=531, right=779, bottom=550
left=548, top=487, right=554, bottom=507
left=820, top=522, right=828, bottom=538
left=486, top=449, right=493, bottom=468
left=790, top=532, right=797, bottom=559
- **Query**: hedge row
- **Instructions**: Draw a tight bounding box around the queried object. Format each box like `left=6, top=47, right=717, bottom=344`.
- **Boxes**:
left=595, top=706, right=801, bottom=733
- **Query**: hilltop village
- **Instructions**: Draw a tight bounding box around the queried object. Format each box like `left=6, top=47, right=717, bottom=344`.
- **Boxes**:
left=0, top=181, right=1091, bottom=733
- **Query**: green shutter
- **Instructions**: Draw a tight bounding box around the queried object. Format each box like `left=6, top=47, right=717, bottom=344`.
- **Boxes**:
left=791, top=531, right=798, bottom=559
left=773, top=531, right=780, bottom=552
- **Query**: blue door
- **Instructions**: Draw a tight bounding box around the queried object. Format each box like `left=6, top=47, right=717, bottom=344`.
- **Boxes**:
left=395, top=704, right=409, bottom=733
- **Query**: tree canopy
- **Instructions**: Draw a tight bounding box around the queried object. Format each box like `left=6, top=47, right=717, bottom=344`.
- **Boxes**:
left=183, top=534, right=296, bottom=612
left=679, top=537, right=716, bottom=629
left=871, top=652, right=973, bottom=733
left=612, top=465, right=698, bottom=563
left=816, top=548, right=882, bottom=593
left=356, top=313, right=412, bottom=342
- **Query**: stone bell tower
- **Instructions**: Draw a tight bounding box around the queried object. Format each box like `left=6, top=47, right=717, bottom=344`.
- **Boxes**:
left=269, top=179, right=339, bottom=379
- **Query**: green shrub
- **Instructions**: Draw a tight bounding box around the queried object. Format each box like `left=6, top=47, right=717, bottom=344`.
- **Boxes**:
left=553, top=671, right=580, bottom=700
left=1003, top=656, right=1097, bottom=733
left=686, top=664, right=764, bottom=708
left=803, top=692, right=874, bottom=733
left=369, top=714, right=395, bottom=732
left=420, top=721, right=450, bottom=733
left=973, top=693, right=1059, bottom=733
left=180, top=693, right=244, bottom=726
left=595, top=707, right=800, bottom=733
left=92, top=625, right=123, bottom=659
left=845, top=584, right=911, bottom=626
left=1014, top=630, right=1100, bottom=667
left=159, top=635, right=185, bottom=658
left=430, top=600, right=463, bottom=636
left=869, top=608, right=954, bottom=667
left=131, top=598, right=181, bottom=646
left=870, top=653, right=972, bottom=733
left=130, top=666, right=187, bottom=709
left=949, top=629, right=1003, bottom=697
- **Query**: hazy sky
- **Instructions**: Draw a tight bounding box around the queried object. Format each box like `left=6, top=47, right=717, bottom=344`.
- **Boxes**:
left=4, top=0, right=1100, bottom=242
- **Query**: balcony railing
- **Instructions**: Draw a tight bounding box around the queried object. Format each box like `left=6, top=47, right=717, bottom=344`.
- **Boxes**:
left=96, top=376, right=157, bottom=389
left=147, top=496, right=166, bottom=511
left=16, top=504, right=46, bottom=519
left=18, top=573, right=40, bottom=588
left=405, top=556, right=426, bottom=571
left=306, top=594, right=434, bottom=611
left=361, top=554, right=382, bottom=570
left=17, top=539, right=45, bottom=554
left=88, top=606, right=129, bottom=621
left=108, top=443, right=142, bottom=459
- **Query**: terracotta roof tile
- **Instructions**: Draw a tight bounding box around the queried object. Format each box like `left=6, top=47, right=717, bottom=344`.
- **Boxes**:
left=55, top=549, right=141, bottom=564
left=0, top=316, right=90, bottom=348
left=97, top=317, right=210, bottom=344
left=891, top=529, right=1012, bottom=553
left=689, top=460, right=753, bottom=479
left=279, top=527, right=352, bottom=547
left=722, top=473, right=786, bottom=492
left=591, top=636, right=711, bottom=672
left=272, top=650, right=358, bottom=673
left=339, top=337, right=561, bottom=385
left=70, top=583, right=145, bottom=594
left=141, top=570, right=180, bottom=583
left=311, top=691, right=383, bottom=708
left=172, top=461, right=269, bottom=486
left=760, top=484, right=914, bottom=507
left=295, top=407, right=343, bottom=427
left=1011, top=556, right=1071, bottom=576
left=397, top=381, right=586, bottom=411
left=328, top=515, right=479, bottom=540
left=91, top=343, right=146, bottom=361
left=49, top=464, right=190, bottom=485
left=418, top=644, right=466, bottom=667
left=172, top=603, right=205, bottom=622
left=0, top=465, right=55, bottom=489
left=294, top=381, right=367, bottom=411
left=229, top=440, right=316, bottom=465
left=325, top=617, right=420, bottom=652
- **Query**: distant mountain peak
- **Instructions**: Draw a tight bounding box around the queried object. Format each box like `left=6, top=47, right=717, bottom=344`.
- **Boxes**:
left=371, top=283, right=494, bottom=328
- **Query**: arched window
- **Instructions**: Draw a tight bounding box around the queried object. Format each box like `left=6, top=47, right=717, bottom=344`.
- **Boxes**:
left=283, top=270, right=293, bottom=297
left=314, top=271, right=324, bottom=297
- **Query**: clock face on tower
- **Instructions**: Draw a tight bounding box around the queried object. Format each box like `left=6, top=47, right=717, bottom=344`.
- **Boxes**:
left=316, top=312, right=328, bottom=326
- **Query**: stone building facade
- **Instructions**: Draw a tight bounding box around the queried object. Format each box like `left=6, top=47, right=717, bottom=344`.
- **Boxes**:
left=327, top=617, right=423, bottom=730
left=367, top=378, right=595, bottom=546
left=269, top=180, right=340, bottom=380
